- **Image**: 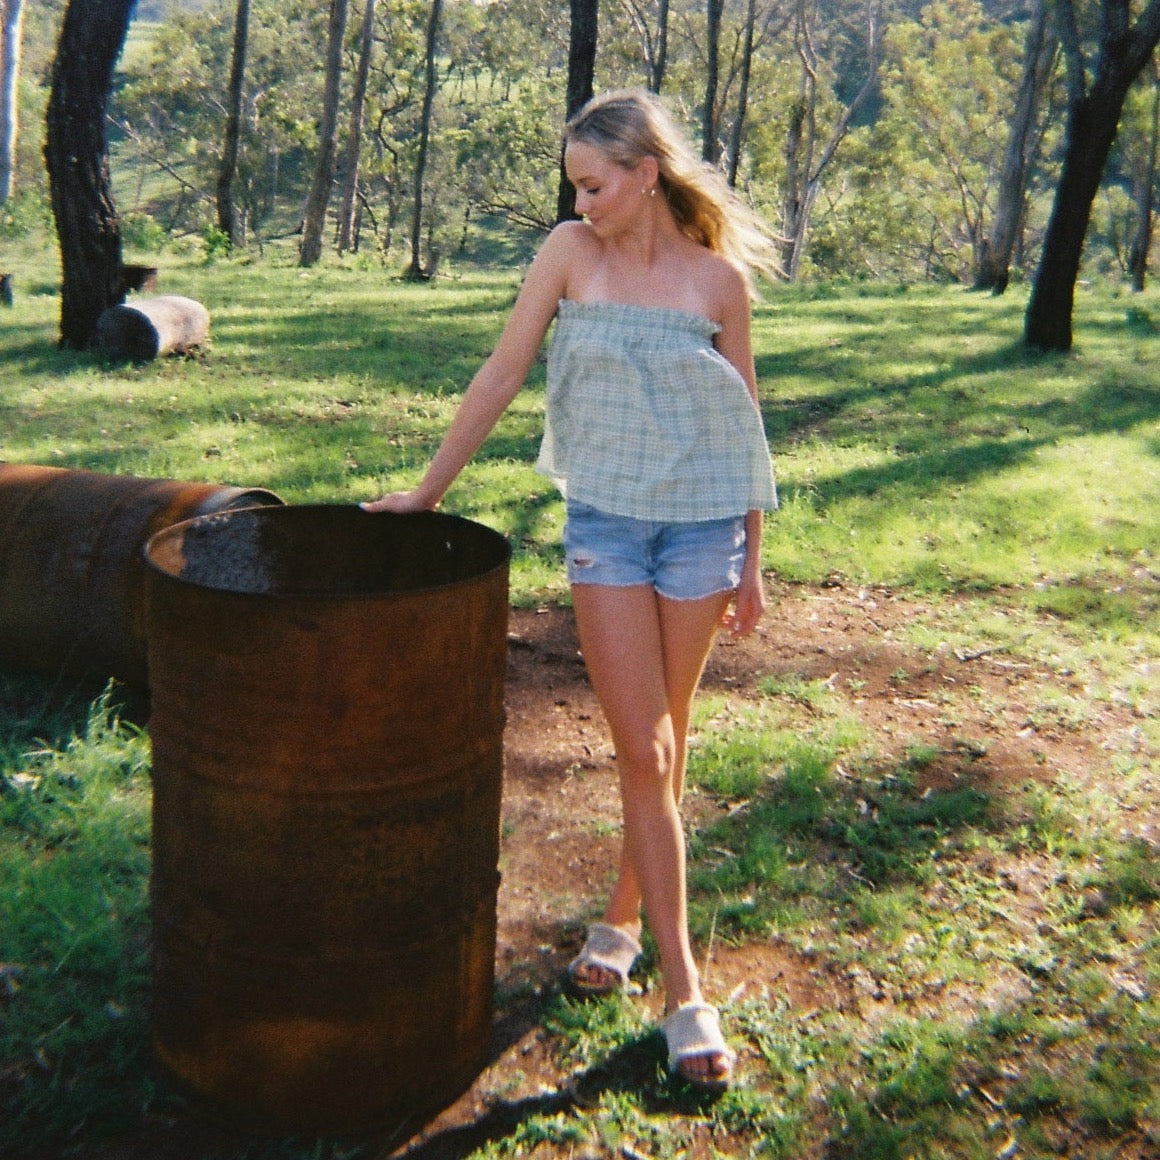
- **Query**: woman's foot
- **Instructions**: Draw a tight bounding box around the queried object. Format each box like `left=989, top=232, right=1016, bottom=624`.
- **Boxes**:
left=566, top=922, right=643, bottom=996
left=661, top=1002, right=736, bottom=1092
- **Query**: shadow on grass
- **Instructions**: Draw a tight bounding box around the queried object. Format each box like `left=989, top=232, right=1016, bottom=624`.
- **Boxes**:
left=380, top=999, right=720, bottom=1160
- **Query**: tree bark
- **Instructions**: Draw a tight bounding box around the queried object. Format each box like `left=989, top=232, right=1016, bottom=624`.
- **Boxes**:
left=782, top=0, right=881, bottom=279
left=974, top=0, right=1056, bottom=293
left=1024, top=0, right=1160, bottom=350
left=337, top=0, right=377, bottom=253
left=702, top=0, right=722, bottom=164
left=1127, top=61, right=1158, bottom=292
left=622, top=0, right=669, bottom=94
left=216, top=0, right=251, bottom=248
left=555, top=0, right=597, bottom=223
left=406, top=0, right=442, bottom=278
left=44, top=0, right=136, bottom=350
left=652, top=0, right=669, bottom=93
left=0, top=0, right=24, bottom=204
left=726, top=0, right=757, bottom=186
left=299, top=0, right=349, bottom=267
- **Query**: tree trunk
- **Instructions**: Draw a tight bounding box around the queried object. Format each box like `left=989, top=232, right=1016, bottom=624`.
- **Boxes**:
left=702, top=0, right=723, bottom=164
left=0, top=0, right=24, bottom=204
left=782, top=0, right=881, bottom=279
left=974, top=0, right=1056, bottom=293
left=1024, top=0, right=1160, bottom=350
left=726, top=0, right=757, bottom=186
left=44, top=0, right=136, bottom=350
left=406, top=0, right=442, bottom=278
left=555, top=0, right=597, bottom=223
left=338, top=0, right=377, bottom=254
left=1127, top=62, right=1158, bottom=292
left=299, top=0, right=350, bottom=267
left=651, top=0, right=669, bottom=94
left=216, top=0, right=251, bottom=247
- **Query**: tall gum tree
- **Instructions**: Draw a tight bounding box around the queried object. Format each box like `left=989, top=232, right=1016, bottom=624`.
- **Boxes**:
left=1023, top=0, right=1160, bottom=350
left=975, top=0, right=1058, bottom=293
left=406, top=0, right=442, bottom=277
left=1125, top=56, right=1158, bottom=290
left=299, top=0, right=349, bottom=267
left=337, top=0, right=377, bottom=253
left=1, top=0, right=24, bottom=203
left=781, top=0, right=882, bottom=279
left=44, top=0, right=135, bottom=350
left=216, top=0, right=251, bottom=247
left=555, top=0, right=597, bottom=223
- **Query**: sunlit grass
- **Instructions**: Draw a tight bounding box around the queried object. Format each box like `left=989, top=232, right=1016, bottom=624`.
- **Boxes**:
left=1, top=242, right=1157, bottom=1157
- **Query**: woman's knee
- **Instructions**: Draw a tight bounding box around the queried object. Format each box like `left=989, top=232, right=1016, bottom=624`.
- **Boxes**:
left=615, top=729, right=677, bottom=787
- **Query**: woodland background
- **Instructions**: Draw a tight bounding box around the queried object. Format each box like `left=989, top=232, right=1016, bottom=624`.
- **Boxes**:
left=1, top=0, right=1157, bottom=304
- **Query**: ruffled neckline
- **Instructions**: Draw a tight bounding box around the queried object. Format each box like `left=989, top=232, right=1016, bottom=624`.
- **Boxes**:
left=557, top=298, right=720, bottom=337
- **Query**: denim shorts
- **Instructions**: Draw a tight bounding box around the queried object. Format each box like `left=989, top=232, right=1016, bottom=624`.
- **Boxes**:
left=563, top=499, right=747, bottom=601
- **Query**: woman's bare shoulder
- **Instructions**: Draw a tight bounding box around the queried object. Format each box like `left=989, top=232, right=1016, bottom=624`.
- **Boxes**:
left=535, top=220, right=602, bottom=297
left=681, top=244, right=748, bottom=323
left=543, top=219, right=599, bottom=258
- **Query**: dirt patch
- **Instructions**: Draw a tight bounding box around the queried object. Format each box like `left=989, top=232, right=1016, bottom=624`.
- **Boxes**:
left=386, top=580, right=1140, bottom=1157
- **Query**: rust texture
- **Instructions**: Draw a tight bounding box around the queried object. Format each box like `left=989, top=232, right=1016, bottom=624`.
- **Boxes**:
left=144, top=505, right=511, bottom=1134
left=0, top=463, right=282, bottom=687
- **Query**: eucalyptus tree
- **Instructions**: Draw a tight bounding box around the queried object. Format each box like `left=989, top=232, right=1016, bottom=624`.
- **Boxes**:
left=115, top=0, right=326, bottom=240
left=1122, top=57, right=1159, bottom=290
left=703, top=0, right=722, bottom=161
left=726, top=0, right=755, bottom=184
left=975, top=0, right=1058, bottom=293
left=877, top=0, right=1030, bottom=284
left=337, top=0, right=377, bottom=253
left=557, top=0, right=598, bottom=221
left=1024, top=0, right=1160, bottom=350
left=299, top=0, right=350, bottom=266
left=1, top=0, right=24, bottom=202
left=445, top=0, right=565, bottom=240
left=780, top=0, right=882, bottom=279
left=406, top=0, right=442, bottom=277
left=44, top=0, right=135, bottom=349
left=652, top=0, right=789, bottom=190
left=216, top=0, right=251, bottom=246
left=622, top=0, right=671, bottom=91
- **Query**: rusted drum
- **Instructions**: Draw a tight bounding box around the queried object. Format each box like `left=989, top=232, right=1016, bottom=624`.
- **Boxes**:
left=0, top=463, right=282, bottom=687
left=144, top=504, right=510, bottom=1134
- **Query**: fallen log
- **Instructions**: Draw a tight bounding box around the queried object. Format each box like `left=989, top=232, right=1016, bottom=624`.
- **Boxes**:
left=96, top=295, right=210, bottom=360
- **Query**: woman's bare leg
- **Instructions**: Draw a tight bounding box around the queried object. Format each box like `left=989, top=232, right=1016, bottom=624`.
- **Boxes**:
left=569, top=582, right=732, bottom=1080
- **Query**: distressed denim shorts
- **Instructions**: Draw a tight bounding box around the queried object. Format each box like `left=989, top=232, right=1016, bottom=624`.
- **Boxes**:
left=563, top=499, right=747, bottom=601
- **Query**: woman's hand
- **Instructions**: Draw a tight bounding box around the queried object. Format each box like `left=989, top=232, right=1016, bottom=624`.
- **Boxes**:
left=724, top=570, right=766, bottom=637
left=359, top=490, right=434, bottom=514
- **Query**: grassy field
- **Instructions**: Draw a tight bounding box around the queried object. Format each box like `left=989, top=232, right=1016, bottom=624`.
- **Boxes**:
left=1, top=237, right=1157, bottom=1158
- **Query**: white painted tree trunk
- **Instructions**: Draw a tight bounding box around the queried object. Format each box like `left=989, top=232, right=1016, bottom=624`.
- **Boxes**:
left=0, top=0, right=25, bottom=204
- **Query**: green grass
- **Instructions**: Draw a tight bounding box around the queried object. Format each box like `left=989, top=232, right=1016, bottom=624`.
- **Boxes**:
left=1, top=237, right=1158, bottom=1157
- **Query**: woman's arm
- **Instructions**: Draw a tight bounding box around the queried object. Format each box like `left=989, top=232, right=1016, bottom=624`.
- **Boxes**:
left=713, top=262, right=767, bottom=637
left=726, top=508, right=766, bottom=637
left=362, top=226, right=579, bottom=512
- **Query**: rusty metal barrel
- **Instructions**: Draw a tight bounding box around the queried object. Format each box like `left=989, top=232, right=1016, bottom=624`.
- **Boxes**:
left=0, top=463, right=282, bottom=688
left=144, top=504, right=511, bottom=1134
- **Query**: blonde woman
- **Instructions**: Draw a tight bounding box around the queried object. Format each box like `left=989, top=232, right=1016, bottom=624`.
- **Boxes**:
left=364, top=89, right=778, bottom=1091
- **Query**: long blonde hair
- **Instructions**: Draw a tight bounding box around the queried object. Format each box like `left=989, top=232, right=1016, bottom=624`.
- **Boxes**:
left=564, top=89, right=782, bottom=292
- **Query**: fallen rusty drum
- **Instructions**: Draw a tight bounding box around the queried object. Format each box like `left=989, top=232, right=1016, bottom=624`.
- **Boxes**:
left=0, top=463, right=282, bottom=688
left=144, top=504, right=511, bottom=1134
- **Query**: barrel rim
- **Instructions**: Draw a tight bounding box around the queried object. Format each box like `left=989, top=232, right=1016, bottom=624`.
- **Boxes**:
left=143, top=502, right=512, bottom=600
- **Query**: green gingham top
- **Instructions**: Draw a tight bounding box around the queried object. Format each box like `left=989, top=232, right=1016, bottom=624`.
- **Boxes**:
left=536, top=299, right=778, bottom=521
